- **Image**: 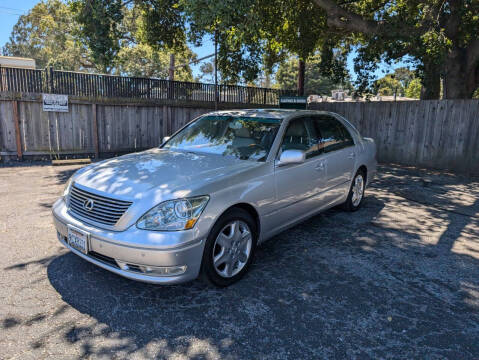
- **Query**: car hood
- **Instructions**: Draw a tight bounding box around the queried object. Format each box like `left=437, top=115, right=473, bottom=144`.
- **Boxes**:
left=73, top=148, right=259, bottom=201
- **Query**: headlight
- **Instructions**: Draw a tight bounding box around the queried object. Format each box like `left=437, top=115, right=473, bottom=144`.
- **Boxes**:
left=63, top=178, right=73, bottom=199
left=136, top=196, right=209, bottom=231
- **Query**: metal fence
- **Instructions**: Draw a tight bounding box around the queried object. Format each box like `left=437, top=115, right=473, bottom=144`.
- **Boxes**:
left=0, top=66, right=293, bottom=105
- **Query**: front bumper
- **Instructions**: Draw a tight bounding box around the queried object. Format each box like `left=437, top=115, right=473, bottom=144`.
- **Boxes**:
left=52, top=198, right=206, bottom=284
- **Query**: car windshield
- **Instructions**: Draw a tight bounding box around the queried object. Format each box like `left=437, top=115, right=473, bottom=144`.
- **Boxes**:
left=163, top=115, right=281, bottom=161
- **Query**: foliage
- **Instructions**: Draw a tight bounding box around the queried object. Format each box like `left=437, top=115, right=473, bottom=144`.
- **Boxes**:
left=374, top=75, right=404, bottom=97
left=71, top=0, right=124, bottom=72
left=195, top=60, right=214, bottom=83
left=71, top=0, right=349, bottom=85
left=373, top=68, right=417, bottom=97
left=2, top=0, right=88, bottom=70
left=311, top=0, right=479, bottom=99
left=405, top=78, right=422, bottom=99
left=115, top=44, right=193, bottom=79
left=3, top=0, right=194, bottom=80
left=275, top=53, right=351, bottom=95
left=42, top=0, right=479, bottom=98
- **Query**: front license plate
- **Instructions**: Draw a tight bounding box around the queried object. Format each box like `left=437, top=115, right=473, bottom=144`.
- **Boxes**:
left=67, top=226, right=89, bottom=254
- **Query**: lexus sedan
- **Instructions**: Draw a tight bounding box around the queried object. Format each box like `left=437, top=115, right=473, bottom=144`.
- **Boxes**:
left=52, top=109, right=377, bottom=286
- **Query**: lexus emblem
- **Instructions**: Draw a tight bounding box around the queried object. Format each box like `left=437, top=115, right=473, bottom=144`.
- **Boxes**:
left=83, top=199, right=94, bottom=211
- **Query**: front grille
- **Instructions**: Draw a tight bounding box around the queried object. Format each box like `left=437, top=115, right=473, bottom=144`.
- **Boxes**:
left=68, top=185, right=132, bottom=226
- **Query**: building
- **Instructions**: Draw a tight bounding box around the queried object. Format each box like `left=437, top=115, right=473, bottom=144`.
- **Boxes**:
left=0, top=56, right=36, bottom=69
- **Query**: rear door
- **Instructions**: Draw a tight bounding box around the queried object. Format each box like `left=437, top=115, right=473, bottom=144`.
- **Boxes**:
left=311, top=115, right=356, bottom=201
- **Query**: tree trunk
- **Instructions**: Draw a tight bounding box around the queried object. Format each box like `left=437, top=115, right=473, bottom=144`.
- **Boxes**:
left=297, top=59, right=305, bottom=96
left=420, top=61, right=441, bottom=100
left=443, top=47, right=479, bottom=99
left=169, top=54, right=175, bottom=81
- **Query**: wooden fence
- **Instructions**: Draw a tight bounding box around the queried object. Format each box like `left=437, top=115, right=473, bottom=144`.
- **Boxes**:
left=309, top=100, right=479, bottom=175
left=1, top=93, right=478, bottom=175
left=0, top=93, right=239, bottom=159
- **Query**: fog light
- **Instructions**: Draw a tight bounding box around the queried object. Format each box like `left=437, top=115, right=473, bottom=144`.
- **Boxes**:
left=116, top=260, right=187, bottom=276
left=141, top=265, right=187, bottom=276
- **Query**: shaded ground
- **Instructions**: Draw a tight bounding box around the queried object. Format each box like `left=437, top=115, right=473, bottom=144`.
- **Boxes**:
left=1, top=163, right=478, bottom=359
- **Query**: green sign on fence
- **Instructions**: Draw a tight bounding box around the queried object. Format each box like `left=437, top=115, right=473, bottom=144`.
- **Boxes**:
left=279, top=96, right=308, bottom=109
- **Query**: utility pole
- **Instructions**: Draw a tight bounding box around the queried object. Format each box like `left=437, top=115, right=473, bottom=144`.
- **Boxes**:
left=214, top=30, right=218, bottom=110
left=297, top=59, right=305, bottom=96
left=169, top=54, right=175, bottom=81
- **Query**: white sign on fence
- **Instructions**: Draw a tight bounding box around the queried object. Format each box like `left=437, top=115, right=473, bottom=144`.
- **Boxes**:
left=42, top=94, right=69, bottom=112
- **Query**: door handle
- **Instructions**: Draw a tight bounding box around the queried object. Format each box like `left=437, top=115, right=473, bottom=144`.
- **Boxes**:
left=315, top=162, right=325, bottom=171
left=348, top=152, right=355, bottom=159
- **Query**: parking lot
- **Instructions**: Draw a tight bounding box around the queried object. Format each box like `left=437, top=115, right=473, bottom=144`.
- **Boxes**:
left=1, top=162, right=478, bottom=359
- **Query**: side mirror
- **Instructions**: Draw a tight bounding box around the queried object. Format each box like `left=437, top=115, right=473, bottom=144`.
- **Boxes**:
left=277, top=149, right=306, bottom=167
left=162, top=136, right=170, bottom=144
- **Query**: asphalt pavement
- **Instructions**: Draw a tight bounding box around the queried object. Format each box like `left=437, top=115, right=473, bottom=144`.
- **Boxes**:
left=1, top=163, right=478, bottom=359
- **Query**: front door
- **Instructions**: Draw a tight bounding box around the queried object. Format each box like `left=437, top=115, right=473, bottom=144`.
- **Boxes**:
left=268, top=117, right=327, bottom=231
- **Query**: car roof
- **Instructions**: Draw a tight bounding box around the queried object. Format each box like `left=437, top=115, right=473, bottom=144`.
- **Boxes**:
left=207, top=108, right=327, bottom=120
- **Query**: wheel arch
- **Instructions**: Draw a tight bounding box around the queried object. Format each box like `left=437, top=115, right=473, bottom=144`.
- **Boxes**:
left=220, top=202, right=261, bottom=238
left=357, top=164, right=368, bottom=183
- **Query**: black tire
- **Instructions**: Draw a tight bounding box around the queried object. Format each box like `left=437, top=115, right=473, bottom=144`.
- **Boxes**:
left=201, top=208, right=257, bottom=287
left=342, top=169, right=366, bottom=212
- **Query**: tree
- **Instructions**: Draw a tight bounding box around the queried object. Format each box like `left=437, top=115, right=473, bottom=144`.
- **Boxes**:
left=311, top=0, right=479, bottom=99
left=275, top=53, right=351, bottom=95
left=3, top=0, right=195, bottom=80
left=405, top=78, right=422, bottom=99
left=195, top=60, right=214, bottom=83
left=71, top=0, right=349, bottom=90
left=374, top=75, right=404, bottom=97
left=373, top=67, right=417, bottom=97
left=2, top=0, right=92, bottom=71
left=71, top=0, right=479, bottom=98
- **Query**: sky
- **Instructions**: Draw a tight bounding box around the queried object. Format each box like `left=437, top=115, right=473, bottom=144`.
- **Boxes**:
left=0, top=0, right=412, bottom=84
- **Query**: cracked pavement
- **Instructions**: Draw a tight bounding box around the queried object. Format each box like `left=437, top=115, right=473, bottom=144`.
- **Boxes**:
left=1, top=163, right=478, bottom=359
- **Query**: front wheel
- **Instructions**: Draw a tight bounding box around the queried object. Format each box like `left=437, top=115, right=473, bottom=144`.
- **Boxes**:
left=342, top=170, right=366, bottom=212
left=201, top=208, right=257, bottom=287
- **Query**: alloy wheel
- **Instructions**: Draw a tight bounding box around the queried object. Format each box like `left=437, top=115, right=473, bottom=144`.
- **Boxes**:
left=351, top=174, right=364, bottom=207
left=212, top=220, right=253, bottom=278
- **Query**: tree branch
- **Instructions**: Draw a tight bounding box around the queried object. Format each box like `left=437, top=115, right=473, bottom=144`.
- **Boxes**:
left=312, top=0, right=379, bottom=34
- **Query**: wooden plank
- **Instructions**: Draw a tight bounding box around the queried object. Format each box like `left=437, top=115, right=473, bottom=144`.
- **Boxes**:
left=432, top=100, right=449, bottom=169
left=449, top=100, right=467, bottom=172
left=462, top=100, right=479, bottom=175
left=162, top=105, right=168, bottom=137
left=411, top=100, right=428, bottom=166
left=52, top=158, right=91, bottom=166
left=92, top=104, right=99, bottom=158
left=12, top=100, right=22, bottom=159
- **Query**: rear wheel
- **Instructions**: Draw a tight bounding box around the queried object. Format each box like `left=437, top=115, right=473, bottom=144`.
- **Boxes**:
left=201, top=208, right=257, bottom=287
left=342, top=170, right=366, bottom=212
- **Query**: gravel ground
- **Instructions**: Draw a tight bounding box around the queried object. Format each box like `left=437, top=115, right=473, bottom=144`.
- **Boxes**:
left=1, top=163, right=479, bottom=359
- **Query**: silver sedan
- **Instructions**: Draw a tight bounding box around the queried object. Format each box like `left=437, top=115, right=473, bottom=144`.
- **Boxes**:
left=52, top=109, right=377, bottom=286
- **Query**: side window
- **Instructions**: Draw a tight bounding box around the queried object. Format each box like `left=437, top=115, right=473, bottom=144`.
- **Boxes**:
left=339, top=122, right=355, bottom=148
left=313, top=115, right=353, bottom=153
left=280, top=118, right=319, bottom=159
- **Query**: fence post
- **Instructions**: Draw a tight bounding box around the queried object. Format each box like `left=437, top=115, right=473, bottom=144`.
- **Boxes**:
left=12, top=100, right=23, bottom=160
left=49, top=66, right=54, bottom=93
left=92, top=103, right=99, bottom=159
left=263, top=88, right=267, bottom=105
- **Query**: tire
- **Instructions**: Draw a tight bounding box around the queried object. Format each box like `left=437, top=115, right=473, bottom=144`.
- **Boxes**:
left=342, top=169, right=366, bottom=212
left=201, top=208, right=257, bottom=287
